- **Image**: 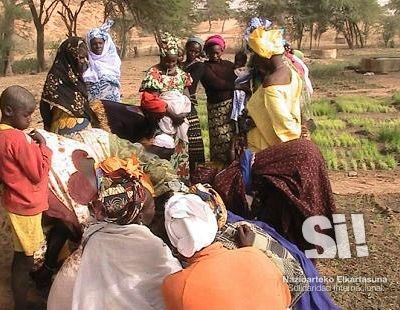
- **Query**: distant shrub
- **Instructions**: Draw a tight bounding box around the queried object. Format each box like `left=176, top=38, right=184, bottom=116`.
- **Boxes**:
left=12, top=58, right=38, bottom=74
left=392, top=91, right=400, bottom=105
left=310, top=63, right=348, bottom=79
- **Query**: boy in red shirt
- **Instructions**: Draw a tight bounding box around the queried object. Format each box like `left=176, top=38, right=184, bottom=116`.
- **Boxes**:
left=0, top=85, right=52, bottom=310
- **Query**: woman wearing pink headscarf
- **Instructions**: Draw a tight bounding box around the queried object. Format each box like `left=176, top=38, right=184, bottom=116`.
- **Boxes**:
left=200, top=35, right=236, bottom=165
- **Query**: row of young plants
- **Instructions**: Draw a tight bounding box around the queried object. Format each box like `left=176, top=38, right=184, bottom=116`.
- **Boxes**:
left=311, top=95, right=399, bottom=170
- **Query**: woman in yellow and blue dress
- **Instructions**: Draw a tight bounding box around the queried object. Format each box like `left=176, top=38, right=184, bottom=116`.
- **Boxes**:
left=244, top=27, right=303, bottom=152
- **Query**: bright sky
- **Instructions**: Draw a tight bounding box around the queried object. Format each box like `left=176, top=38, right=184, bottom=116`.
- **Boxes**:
left=231, top=0, right=389, bottom=8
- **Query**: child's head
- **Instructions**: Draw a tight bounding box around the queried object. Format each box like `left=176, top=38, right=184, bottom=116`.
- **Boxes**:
left=0, top=85, right=36, bottom=130
left=177, top=47, right=185, bottom=66
left=284, top=42, right=293, bottom=54
left=160, top=53, right=178, bottom=71
left=234, top=50, right=248, bottom=68
left=185, top=40, right=203, bottom=63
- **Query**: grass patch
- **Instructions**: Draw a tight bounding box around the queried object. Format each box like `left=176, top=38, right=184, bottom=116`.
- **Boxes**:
left=310, top=99, right=337, bottom=117
left=336, top=96, right=394, bottom=113
left=377, top=126, right=400, bottom=152
left=392, top=91, right=400, bottom=106
left=196, top=92, right=398, bottom=170
left=346, top=117, right=400, bottom=132
left=316, top=119, right=346, bottom=130
left=310, top=62, right=351, bottom=79
left=309, top=62, right=374, bottom=92
left=318, top=141, right=397, bottom=170
left=197, top=96, right=210, bottom=160
left=312, top=130, right=364, bottom=147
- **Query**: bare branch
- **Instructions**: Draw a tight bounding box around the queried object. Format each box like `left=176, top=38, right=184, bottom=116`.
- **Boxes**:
left=43, top=0, right=59, bottom=25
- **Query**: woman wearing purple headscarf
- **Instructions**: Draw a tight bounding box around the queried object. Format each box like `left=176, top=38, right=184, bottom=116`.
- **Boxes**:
left=200, top=35, right=236, bottom=165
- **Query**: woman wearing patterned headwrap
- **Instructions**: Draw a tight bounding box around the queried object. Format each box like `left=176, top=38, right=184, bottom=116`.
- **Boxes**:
left=182, top=36, right=206, bottom=173
left=47, top=157, right=182, bottom=310
left=200, top=34, right=236, bottom=165
left=40, top=37, right=92, bottom=136
left=84, top=20, right=122, bottom=102
left=140, top=32, right=193, bottom=182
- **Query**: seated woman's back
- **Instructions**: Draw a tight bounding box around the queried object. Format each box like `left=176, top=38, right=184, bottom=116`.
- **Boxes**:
left=163, top=242, right=291, bottom=310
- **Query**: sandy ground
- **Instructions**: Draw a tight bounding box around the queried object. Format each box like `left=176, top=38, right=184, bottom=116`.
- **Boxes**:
left=1, top=51, right=400, bottom=309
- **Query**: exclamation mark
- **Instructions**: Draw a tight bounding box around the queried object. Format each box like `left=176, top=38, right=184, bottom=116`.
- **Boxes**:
left=351, top=214, right=369, bottom=257
left=333, top=214, right=351, bottom=259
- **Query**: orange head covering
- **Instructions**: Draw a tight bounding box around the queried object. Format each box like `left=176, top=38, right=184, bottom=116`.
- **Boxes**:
left=140, top=91, right=167, bottom=113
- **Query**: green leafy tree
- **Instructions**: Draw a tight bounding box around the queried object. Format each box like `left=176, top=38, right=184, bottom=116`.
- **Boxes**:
left=103, top=0, right=137, bottom=59
left=0, top=0, right=30, bottom=76
left=121, top=0, right=194, bottom=48
left=122, top=0, right=194, bottom=34
left=237, top=0, right=287, bottom=25
left=388, top=0, right=400, bottom=14
left=382, top=15, right=399, bottom=47
left=330, top=0, right=382, bottom=48
left=194, top=0, right=232, bottom=32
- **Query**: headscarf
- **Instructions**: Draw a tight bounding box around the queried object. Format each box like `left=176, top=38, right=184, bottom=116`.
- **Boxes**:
left=204, top=34, right=226, bottom=51
left=244, top=17, right=272, bottom=42
left=40, top=37, right=91, bottom=118
left=140, top=91, right=167, bottom=113
left=98, top=155, right=155, bottom=196
left=164, top=194, right=218, bottom=257
left=91, top=169, right=146, bottom=225
left=83, top=20, right=121, bottom=84
left=247, top=28, right=285, bottom=59
left=158, top=32, right=180, bottom=57
left=186, top=36, right=204, bottom=49
left=189, top=183, right=227, bottom=229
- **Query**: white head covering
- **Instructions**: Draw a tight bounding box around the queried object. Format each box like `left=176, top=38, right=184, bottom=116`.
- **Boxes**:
left=164, top=194, right=218, bottom=258
left=153, top=133, right=175, bottom=149
left=83, top=20, right=121, bottom=84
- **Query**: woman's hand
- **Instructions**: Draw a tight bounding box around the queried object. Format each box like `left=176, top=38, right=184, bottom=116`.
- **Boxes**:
left=236, top=224, right=255, bottom=247
left=238, top=113, right=256, bottom=133
left=168, top=111, right=187, bottom=126
left=235, top=85, right=252, bottom=96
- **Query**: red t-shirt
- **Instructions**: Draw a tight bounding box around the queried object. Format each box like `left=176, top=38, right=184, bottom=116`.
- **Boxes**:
left=0, top=127, right=52, bottom=215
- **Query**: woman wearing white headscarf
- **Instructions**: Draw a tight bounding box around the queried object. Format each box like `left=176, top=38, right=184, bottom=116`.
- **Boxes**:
left=162, top=193, right=291, bottom=310
left=84, top=20, right=122, bottom=102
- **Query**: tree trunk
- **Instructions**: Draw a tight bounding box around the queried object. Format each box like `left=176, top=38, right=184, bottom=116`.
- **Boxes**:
left=208, top=15, right=212, bottom=32
left=317, top=32, right=322, bottom=48
left=221, top=19, right=226, bottom=33
left=1, top=31, right=13, bottom=76
left=120, top=23, right=128, bottom=59
left=309, top=23, right=313, bottom=50
left=296, top=24, right=304, bottom=50
left=36, top=25, right=46, bottom=72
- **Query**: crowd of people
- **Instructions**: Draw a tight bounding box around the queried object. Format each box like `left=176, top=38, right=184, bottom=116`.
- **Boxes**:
left=0, top=17, right=340, bottom=310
